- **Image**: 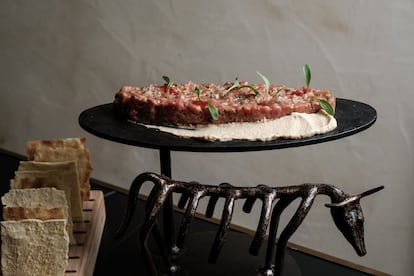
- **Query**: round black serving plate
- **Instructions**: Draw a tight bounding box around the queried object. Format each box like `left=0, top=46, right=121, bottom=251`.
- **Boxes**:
left=79, top=98, right=376, bottom=152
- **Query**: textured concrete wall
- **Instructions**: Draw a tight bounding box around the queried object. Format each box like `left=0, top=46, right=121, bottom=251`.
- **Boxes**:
left=1, top=1, right=412, bottom=275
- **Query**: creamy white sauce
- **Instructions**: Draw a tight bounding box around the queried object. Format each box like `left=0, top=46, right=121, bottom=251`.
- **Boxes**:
left=143, top=111, right=337, bottom=141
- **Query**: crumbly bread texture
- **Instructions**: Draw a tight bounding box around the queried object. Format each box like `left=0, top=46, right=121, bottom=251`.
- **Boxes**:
left=1, top=187, right=76, bottom=244
left=1, top=219, right=69, bottom=276
left=26, top=138, right=92, bottom=201
left=12, top=161, right=83, bottom=222
left=3, top=206, right=64, bottom=220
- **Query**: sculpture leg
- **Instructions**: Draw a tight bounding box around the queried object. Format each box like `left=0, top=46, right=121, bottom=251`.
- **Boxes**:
left=249, top=193, right=276, bottom=256
left=208, top=196, right=236, bottom=263
left=274, top=196, right=315, bottom=276
left=115, top=172, right=161, bottom=238
left=259, top=197, right=295, bottom=275
left=140, top=188, right=175, bottom=276
left=151, top=222, right=179, bottom=275
left=176, top=192, right=204, bottom=248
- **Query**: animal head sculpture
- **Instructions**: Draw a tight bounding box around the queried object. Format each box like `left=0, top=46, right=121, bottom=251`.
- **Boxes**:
left=325, top=186, right=384, bottom=256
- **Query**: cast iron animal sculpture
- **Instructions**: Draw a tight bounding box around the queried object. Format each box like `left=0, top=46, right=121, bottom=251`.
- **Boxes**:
left=116, top=172, right=383, bottom=276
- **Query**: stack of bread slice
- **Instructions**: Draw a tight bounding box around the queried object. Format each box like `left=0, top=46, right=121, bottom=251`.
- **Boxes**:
left=1, top=188, right=71, bottom=275
left=26, top=137, right=92, bottom=202
left=1, top=138, right=93, bottom=276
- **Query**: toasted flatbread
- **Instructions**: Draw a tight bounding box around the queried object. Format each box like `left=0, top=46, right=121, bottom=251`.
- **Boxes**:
left=1, top=219, right=69, bottom=276
left=1, top=187, right=76, bottom=244
left=26, top=138, right=92, bottom=201
left=11, top=166, right=83, bottom=222
left=17, top=160, right=85, bottom=218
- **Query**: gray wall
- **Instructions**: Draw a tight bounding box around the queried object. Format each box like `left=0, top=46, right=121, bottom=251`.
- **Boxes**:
left=1, top=1, right=412, bottom=275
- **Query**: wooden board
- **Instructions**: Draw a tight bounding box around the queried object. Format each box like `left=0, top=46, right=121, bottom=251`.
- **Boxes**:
left=65, top=190, right=106, bottom=276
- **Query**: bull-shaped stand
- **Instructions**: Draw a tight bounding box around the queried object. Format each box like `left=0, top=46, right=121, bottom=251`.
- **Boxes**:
left=115, top=172, right=383, bottom=276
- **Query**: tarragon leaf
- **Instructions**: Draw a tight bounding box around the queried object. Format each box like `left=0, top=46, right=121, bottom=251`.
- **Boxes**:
left=195, top=87, right=201, bottom=99
left=224, top=78, right=240, bottom=95
left=303, top=64, right=311, bottom=89
left=162, top=75, right=175, bottom=94
left=162, top=75, right=170, bottom=85
left=239, top=85, right=260, bottom=96
left=207, top=103, right=219, bottom=120
left=318, top=99, right=335, bottom=116
left=224, top=78, right=259, bottom=96
left=256, top=71, right=270, bottom=95
left=302, top=65, right=334, bottom=116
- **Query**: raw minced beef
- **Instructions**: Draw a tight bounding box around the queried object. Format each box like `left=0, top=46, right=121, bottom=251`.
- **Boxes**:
left=114, top=80, right=335, bottom=127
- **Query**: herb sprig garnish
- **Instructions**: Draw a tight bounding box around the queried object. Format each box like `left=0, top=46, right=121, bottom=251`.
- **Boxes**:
left=194, top=87, right=201, bottom=99
left=207, top=103, right=219, bottom=120
left=256, top=71, right=271, bottom=100
left=303, top=64, right=335, bottom=116
left=318, top=99, right=335, bottom=116
left=225, top=78, right=240, bottom=94
left=224, top=77, right=260, bottom=96
left=303, top=64, right=311, bottom=89
left=256, top=71, right=270, bottom=94
left=162, top=75, right=175, bottom=94
left=193, top=86, right=218, bottom=120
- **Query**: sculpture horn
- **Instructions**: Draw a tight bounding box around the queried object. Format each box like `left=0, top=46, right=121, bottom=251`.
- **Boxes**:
left=358, top=185, right=384, bottom=199
left=325, top=186, right=384, bottom=208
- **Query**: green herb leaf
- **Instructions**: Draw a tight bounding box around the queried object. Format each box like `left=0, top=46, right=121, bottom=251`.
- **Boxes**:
left=303, top=64, right=311, bottom=89
left=162, top=75, right=170, bottom=85
left=318, top=99, right=335, bottom=116
left=256, top=71, right=270, bottom=95
left=275, top=87, right=284, bottom=95
left=239, top=85, right=260, bottom=96
left=300, top=66, right=334, bottom=115
left=162, top=75, right=175, bottom=94
left=207, top=103, right=219, bottom=120
left=224, top=78, right=240, bottom=95
left=224, top=78, right=259, bottom=96
left=195, top=87, right=200, bottom=99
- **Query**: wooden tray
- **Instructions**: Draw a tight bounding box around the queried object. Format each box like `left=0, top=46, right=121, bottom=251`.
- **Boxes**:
left=65, top=190, right=106, bottom=276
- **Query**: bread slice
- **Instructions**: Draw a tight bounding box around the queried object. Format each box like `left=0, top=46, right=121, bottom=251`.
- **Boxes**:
left=26, top=138, right=92, bottom=201
left=11, top=161, right=83, bottom=222
left=1, top=187, right=76, bottom=244
left=1, top=219, right=69, bottom=276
